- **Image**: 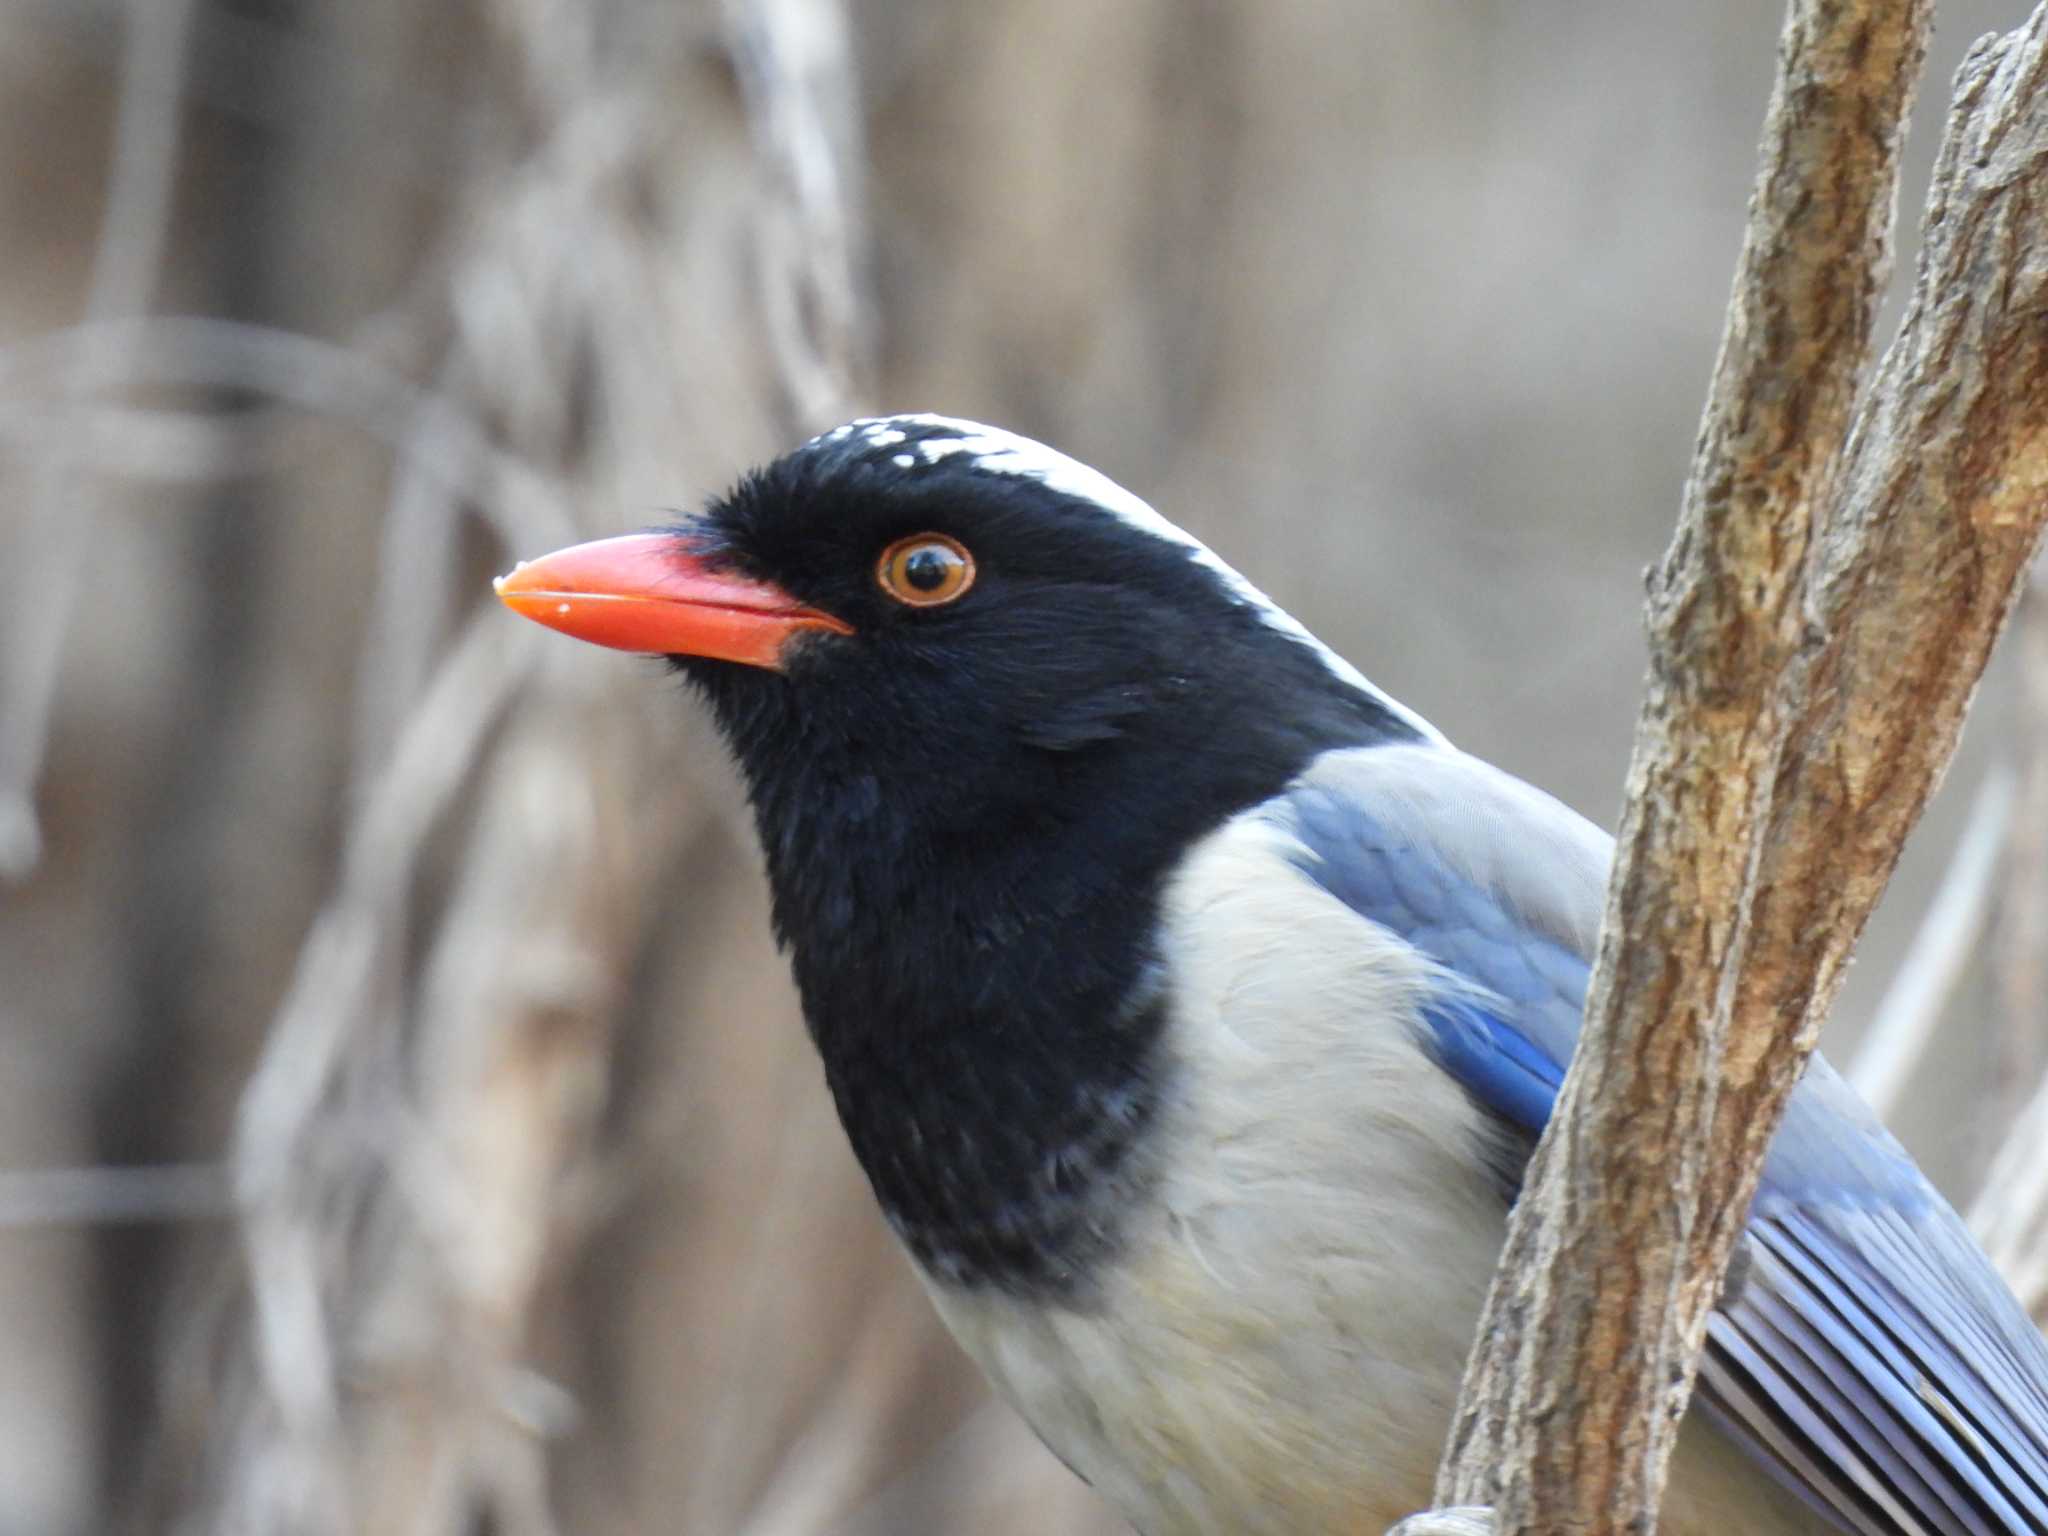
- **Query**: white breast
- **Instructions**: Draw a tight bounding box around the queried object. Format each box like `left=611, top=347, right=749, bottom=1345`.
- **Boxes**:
left=924, top=809, right=1824, bottom=1535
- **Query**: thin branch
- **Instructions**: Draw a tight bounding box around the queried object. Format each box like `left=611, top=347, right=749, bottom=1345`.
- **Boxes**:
left=1438, top=4, right=2048, bottom=1525
left=0, top=316, right=578, bottom=553
left=0, top=1163, right=229, bottom=1227
left=194, top=5, right=880, bottom=1531
left=229, top=611, right=539, bottom=1463
left=0, top=0, right=195, bottom=879
left=233, top=610, right=540, bottom=1203
left=0, top=401, right=279, bottom=481
left=1733, top=8, right=2048, bottom=1062
left=1996, top=570, right=2048, bottom=1123
left=1849, top=763, right=2014, bottom=1118
left=1387, top=1513, right=1496, bottom=1536
left=720, top=0, right=873, bottom=424
left=1969, top=565, right=2048, bottom=1322
left=1971, top=1059, right=2048, bottom=1317
left=349, top=354, right=482, bottom=779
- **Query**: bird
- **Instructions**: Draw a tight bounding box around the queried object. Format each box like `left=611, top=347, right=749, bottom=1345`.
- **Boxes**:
left=496, top=414, right=2048, bottom=1536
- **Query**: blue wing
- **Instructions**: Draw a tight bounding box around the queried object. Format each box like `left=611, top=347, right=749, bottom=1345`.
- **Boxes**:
left=1278, top=743, right=2048, bottom=1536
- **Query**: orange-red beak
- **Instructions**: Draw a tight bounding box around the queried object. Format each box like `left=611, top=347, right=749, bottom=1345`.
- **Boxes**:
left=494, top=532, right=852, bottom=670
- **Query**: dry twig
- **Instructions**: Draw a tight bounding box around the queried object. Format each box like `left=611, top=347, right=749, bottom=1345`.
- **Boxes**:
left=0, top=0, right=194, bottom=878
left=188, top=2, right=879, bottom=1531
left=1419, top=4, right=2048, bottom=1530
left=0, top=1163, right=229, bottom=1227
left=1972, top=1061, right=2048, bottom=1318
left=1850, top=764, right=2013, bottom=1118
left=1969, top=564, right=2048, bottom=1320
left=1996, top=572, right=2048, bottom=1116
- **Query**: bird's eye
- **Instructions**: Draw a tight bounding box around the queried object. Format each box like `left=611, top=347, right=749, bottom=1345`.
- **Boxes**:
left=876, top=534, right=975, bottom=607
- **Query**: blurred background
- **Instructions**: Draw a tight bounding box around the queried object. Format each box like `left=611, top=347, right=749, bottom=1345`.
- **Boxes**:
left=3, top=1, right=2044, bottom=1532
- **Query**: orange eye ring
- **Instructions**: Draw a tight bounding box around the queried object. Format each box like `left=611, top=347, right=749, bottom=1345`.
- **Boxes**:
left=877, top=533, right=976, bottom=607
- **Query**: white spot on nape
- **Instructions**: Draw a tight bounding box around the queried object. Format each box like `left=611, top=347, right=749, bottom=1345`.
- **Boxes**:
left=556, top=602, right=571, bottom=616
left=862, top=425, right=908, bottom=448
left=891, top=452, right=916, bottom=468
left=838, top=413, right=1448, bottom=744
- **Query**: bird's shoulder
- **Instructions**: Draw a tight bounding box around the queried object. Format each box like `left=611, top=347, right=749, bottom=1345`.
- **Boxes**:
left=1240, top=740, right=2048, bottom=1532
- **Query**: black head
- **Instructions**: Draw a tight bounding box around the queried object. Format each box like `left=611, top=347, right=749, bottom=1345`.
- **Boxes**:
left=498, top=414, right=1431, bottom=1293
left=682, top=416, right=1424, bottom=844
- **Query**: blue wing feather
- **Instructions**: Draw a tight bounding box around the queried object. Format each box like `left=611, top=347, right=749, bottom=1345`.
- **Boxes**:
left=1277, top=743, right=2048, bottom=1536
left=1416, top=995, right=1564, bottom=1132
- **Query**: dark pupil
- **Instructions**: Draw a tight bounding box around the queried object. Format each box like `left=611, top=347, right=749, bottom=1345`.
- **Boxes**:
left=903, top=546, right=951, bottom=591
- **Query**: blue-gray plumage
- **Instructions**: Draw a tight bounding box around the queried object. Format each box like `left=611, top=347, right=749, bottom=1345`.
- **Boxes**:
left=497, top=415, right=2048, bottom=1535
left=1280, top=745, right=2048, bottom=1534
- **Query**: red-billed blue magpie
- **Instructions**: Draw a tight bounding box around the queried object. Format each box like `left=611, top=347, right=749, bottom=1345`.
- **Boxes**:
left=498, top=415, right=2048, bottom=1535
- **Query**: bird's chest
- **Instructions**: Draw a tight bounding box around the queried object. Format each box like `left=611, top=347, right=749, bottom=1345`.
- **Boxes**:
left=927, top=826, right=1512, bottom=1533
left=927, top=1044, right=1506, bottom=1534
left=922, top=820, right=1827, bottom=1536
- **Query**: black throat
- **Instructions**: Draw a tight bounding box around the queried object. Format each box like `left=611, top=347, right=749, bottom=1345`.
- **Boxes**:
left=725, top=686, right=1187, bottom=1298
left=685, top=598, right=1422, bottom=1297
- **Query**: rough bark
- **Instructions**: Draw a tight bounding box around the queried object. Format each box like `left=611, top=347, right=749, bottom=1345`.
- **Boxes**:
left=1419, top=4, right=2048, bottom=1532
